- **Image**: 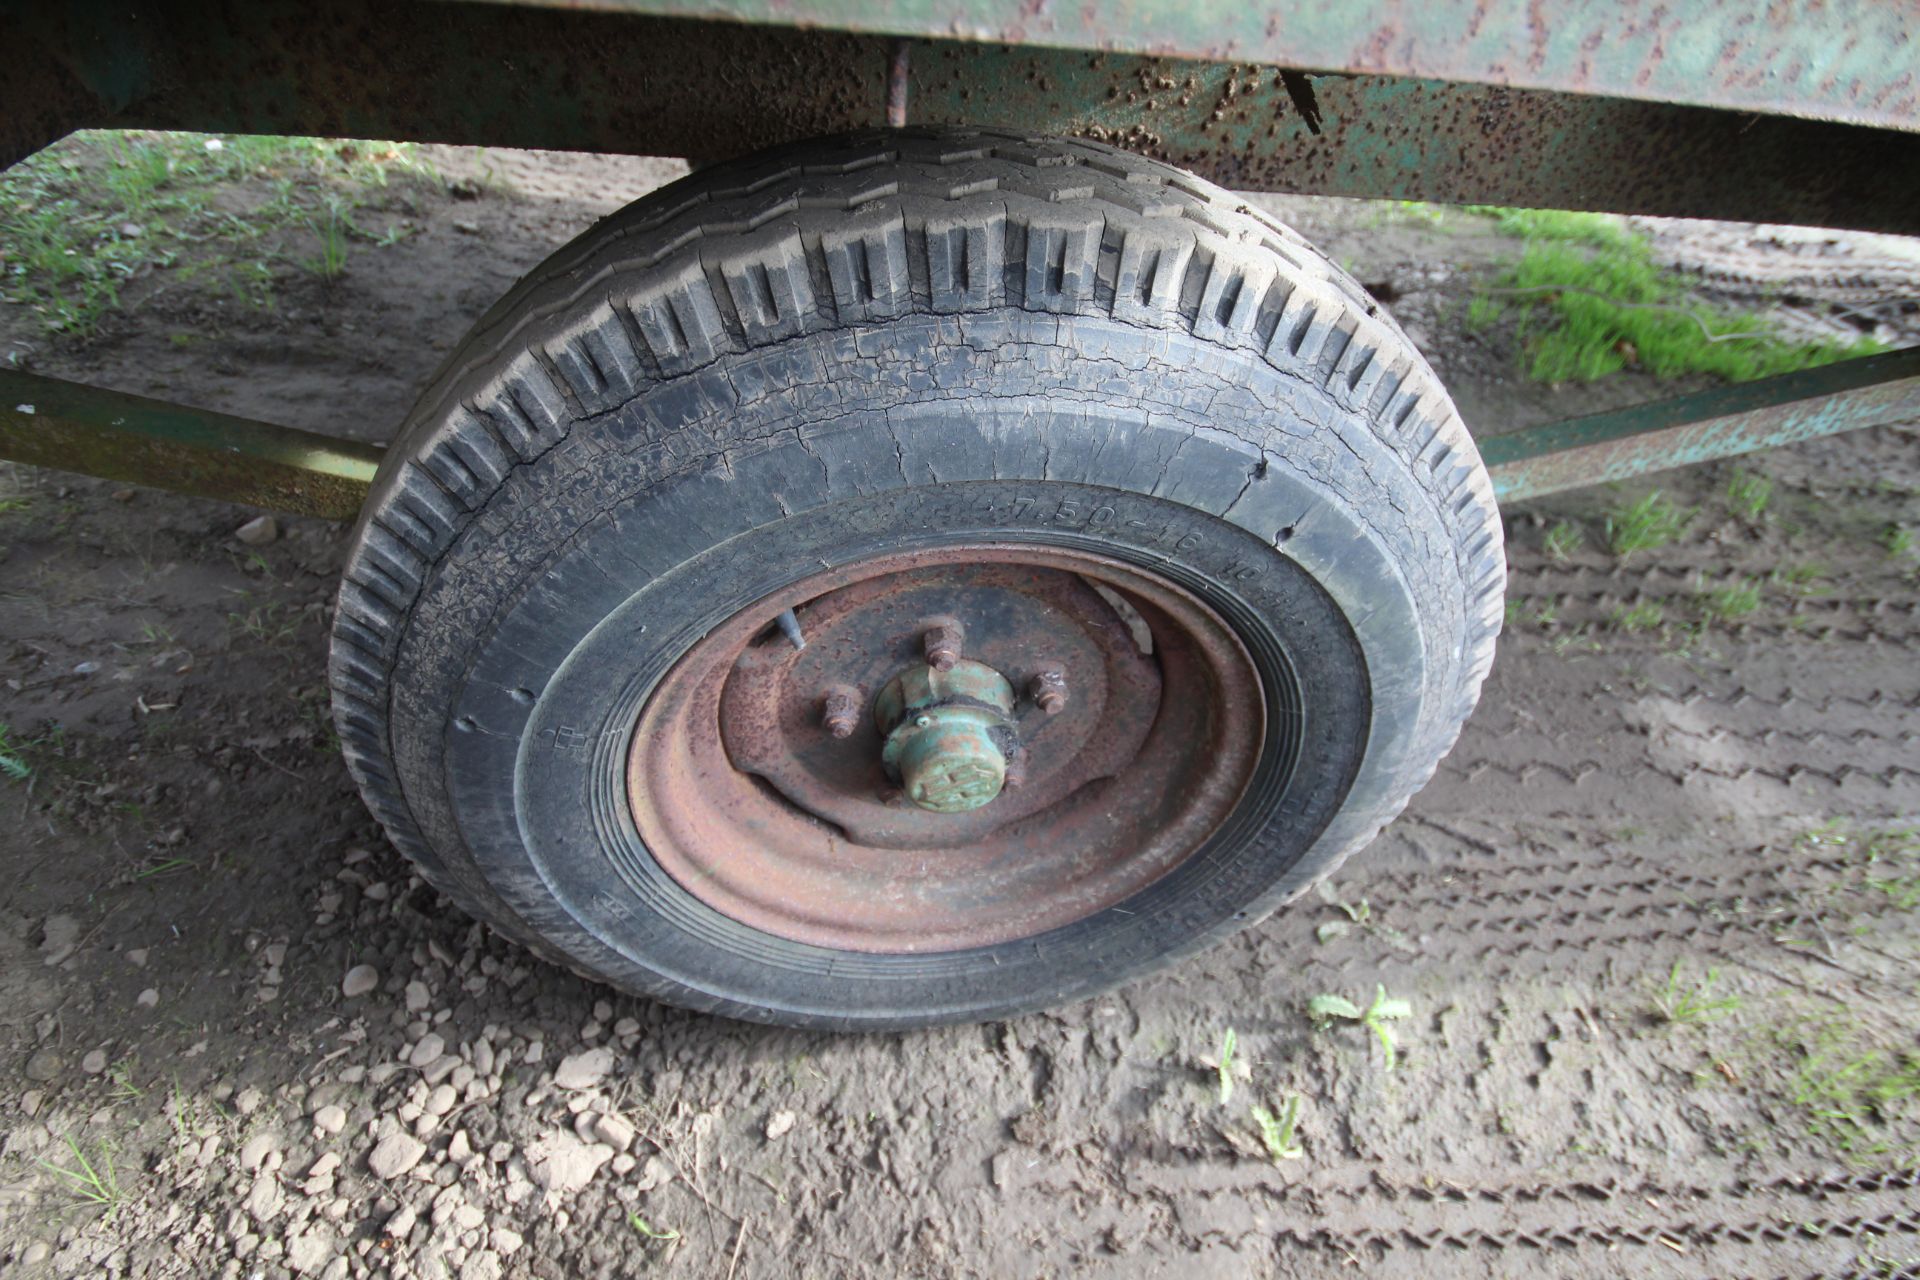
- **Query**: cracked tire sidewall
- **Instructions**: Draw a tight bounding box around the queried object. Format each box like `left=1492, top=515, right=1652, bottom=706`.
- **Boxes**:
left=329, top=130, right=1506, bottom=1028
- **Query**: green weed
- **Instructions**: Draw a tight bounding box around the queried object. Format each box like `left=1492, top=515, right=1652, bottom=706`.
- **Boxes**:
left=1544, top=520, right=1584, bottom=562
left=1653, top=961, right=1741, bottom=1025
left=1783, top=1018, right=1920, bottom=1155
left=1465, top=294, right=1505, bottom=331
left=1885, top=525, right=1915, bottom=557
left=1698, top=576, right=1762, bottom=623
left=306, top=203, right=350, bottom=280
left=134, top=857, right=194, bottom=880
left=628, top=1213, right=680, bottom=1242
left=0, top=722, right=32, bottom=782
left=1726, top=470, right=1773, bottom=521
left=36, top=1135, right=125, bottom=1220
left=1472, top=206, right=1638, bottom=249
left=1505, top=597, right=1560, bottom=631
left=107, top=1060, right=144, bottom=1101
left=1861, top=828, right=1920, bottom=909
left=0, top=130, right=427, bottom=336
left=1471, top=212, right=1881, bottom=383
left=1610, top=601, right=1666, bottom=634
left=1311, top=881, right=1416, bottom=951
left=1309, top=986, right=1414, bottom=1071
left=1215, top=1028, right=1238, bottom=1106
left=1605, top=491, right=1690, bottom=558
left=1249, top=1096, right=1305, bottom=1162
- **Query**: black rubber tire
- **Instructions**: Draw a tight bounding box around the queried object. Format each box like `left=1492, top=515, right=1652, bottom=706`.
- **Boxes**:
left=329, top=129, right=1505, bottom=1030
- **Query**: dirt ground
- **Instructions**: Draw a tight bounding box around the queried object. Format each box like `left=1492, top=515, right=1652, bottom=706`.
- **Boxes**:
left=2, top=143, right=1918, bottom=1279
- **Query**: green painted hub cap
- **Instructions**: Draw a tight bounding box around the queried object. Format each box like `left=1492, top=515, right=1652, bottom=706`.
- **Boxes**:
left=874, top=659, right=1018, bottom=813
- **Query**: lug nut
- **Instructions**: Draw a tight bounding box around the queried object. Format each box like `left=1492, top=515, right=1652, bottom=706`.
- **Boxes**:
left=923, top=622, right=964, bottom=673
left=1003, top=748, right=1028, bottom=791
left=820, top=686, right=860, bottom=739
left=1029, top=668, right=1068, bottom=715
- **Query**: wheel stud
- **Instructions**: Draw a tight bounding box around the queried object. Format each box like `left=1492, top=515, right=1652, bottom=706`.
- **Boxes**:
left=1029, top=668, right=1068, bottom=715
left=922, top=621, right=964, bottom=672
left=820, top=686, right=860, bottom=738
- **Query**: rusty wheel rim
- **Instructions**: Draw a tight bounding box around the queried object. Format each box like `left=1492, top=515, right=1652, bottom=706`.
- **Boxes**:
left=625, top=545, right=1265, bottom=953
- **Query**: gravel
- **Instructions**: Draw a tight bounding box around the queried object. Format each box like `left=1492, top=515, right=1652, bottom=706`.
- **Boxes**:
left=366, top=1131, right=428, bottom=1180
left=340, top=965, right=379, bottom=999
left=551, top=1046, right=613, bottom=1090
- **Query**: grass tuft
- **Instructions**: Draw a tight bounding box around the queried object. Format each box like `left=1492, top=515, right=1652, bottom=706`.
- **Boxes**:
left=1605, top=491, right=1690, bottom=558
left=37, top=1135, right=125, bottom=1220
left=1782, top=1018, right=1920, bottom=1155
left=0, top=130, right=427, bottom=335
left=306, top=202, right=350, bottom=280
left=1610, top=601, right=1666, bottom=634
left=1654, top=962, right=1741, bottom=1025
left=1543, top=519, right=1584, bottom=562
left=1726, top=470, right=1773, bottom=522
left=1698, top=576, right=1762, bottom=623
left=1472, top=210, right=1883, bottom=384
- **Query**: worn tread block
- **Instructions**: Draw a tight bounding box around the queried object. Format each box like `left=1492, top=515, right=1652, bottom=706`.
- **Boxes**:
left=543, top=303, right=646, bottom=415
left=924, top=205, right=1008, bottom=312
left=1018, top=205, right=1104, bottom=313
left=714, top=229, right=819, bottom=344
left=622, top=261, right=730, bottom=377
left=820, top=210, right=910, bottom=324
left=1193, top=247, right=1278, bottom=347
left=1108, top=218, right=1197, bottom=326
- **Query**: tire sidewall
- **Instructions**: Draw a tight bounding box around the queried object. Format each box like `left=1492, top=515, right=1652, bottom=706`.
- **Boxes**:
left=392, top=313, right=1454, bottom=1026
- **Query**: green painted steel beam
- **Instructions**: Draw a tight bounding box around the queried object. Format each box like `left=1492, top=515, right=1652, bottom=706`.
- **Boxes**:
left=471, top=0, right=1920, bottom=133
left=0, top=371, right=381, bottom=520
left=8, top=3, right=1920, bottom=234
left=1482, top=348, right=1920, bottom=503
left=4, top=349, right=1916, bottom=520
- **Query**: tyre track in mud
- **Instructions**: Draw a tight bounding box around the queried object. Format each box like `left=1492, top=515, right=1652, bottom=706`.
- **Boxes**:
left=1307, top=634, right=1920, bottom=978
left=1091, top=1164, right=1920, bottom=1275
left=1084, top=439, right=1920, bottom=1278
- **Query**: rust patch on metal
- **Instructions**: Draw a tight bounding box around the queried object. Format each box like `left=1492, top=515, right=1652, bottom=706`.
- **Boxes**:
left=625, top=545, right=1263, bottom=953
left=9, top=2, right=1918, bottom=233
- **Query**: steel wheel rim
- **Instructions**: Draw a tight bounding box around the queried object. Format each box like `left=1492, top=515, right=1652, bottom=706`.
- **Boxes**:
left=625, top=544, right=1265, bottom=953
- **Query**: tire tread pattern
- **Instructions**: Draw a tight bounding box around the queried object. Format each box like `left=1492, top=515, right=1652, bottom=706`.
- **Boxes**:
left=330, top=129, right=1505, bottom=984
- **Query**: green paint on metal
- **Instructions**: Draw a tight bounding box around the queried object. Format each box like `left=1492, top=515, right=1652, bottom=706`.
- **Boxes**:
left=482, top=0, right=1920, bottom=133
left=1483, top=347, right=1920, bottom=503
left=908, top=50, right=1920, bottom=233
left=9, top=2, right=1920, bottom=233
left=887, top=706, right=1010, bottom=813
left=0, top=370, right=381, bottom=520
left=875, top=659, right=1018, bottom=813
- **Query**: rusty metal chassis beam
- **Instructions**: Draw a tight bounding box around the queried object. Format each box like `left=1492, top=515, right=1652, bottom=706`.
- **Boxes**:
left=6, top=353, right=1917, bottom=521
left=1482, top=347, right=1920, bottom=503
left=501, top=0, right=1920, bottom=134
left=5, top=1, right=1920, bottom=233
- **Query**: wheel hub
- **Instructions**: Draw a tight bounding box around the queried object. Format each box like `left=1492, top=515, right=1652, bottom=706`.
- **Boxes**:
left=624, top=545, right=1264, bottom=952
left=874, top=658, right=1018, bottom=813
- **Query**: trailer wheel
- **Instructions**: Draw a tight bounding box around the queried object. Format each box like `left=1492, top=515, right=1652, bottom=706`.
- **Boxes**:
left=329, top=130, right=1504, bottom=1028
